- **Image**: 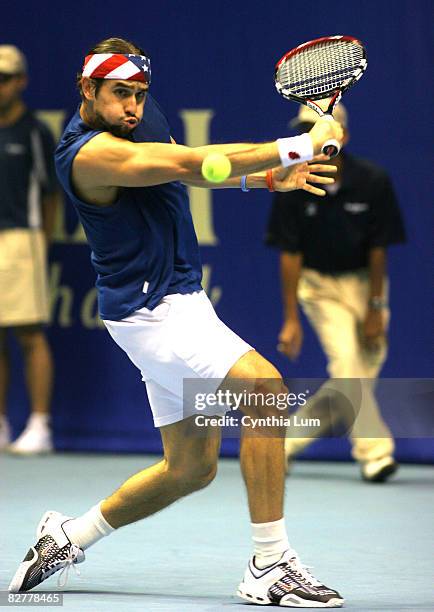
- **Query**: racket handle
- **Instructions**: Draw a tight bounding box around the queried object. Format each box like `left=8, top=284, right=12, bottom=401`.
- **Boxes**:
left=320, top=114, right=341, bottom=158
left=321, top=139, right=341, bottom=157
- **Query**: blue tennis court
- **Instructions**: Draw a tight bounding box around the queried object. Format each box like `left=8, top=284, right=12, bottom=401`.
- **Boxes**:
left=1, top=454, right=433, bottom=611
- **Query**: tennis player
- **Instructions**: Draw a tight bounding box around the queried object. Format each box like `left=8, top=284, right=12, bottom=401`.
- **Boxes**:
left=9, top=38, right=345, bottom=607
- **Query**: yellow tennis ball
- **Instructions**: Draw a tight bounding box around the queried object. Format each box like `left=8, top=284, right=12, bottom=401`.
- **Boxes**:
left=201, top=153, right=232, bottom=183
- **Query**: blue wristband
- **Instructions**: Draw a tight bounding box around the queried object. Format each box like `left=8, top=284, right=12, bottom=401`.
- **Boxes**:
left=240, top=176, right=250, bottom=192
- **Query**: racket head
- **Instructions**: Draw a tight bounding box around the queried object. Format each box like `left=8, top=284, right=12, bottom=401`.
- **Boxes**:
left=275, top=35, right=367, bottom=112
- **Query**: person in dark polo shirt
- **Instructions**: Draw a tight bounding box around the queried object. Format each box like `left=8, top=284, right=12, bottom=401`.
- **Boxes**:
left=266, top=103, right=406, bottom=482
left=0, top=45, right=60, bottom=454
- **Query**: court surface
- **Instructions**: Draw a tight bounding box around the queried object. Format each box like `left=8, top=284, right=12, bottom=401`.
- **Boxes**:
left=1, top=454, right=433, bottom=611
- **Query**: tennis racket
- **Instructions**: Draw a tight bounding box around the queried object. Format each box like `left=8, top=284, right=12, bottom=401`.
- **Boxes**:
left=275, top=35, right=367, bottom=157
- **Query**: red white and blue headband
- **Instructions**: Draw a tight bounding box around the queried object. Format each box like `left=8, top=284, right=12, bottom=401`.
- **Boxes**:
left=82, top=53, right=151, bottom=84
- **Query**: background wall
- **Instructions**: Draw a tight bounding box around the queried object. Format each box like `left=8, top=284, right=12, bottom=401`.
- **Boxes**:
left=3, top=0, right=433, bottom=461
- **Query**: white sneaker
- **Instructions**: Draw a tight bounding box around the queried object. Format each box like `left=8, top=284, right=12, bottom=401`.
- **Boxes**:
left=237, top=549, right=344, bottom=607
left=9, top=510, right=85, bottom=592
left=361, top=456, right=398, bottom=482
left=9, top=423, right=53, bottom=455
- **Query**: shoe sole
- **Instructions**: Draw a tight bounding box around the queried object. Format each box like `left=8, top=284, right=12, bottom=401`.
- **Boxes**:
left=9, top=511, right=63, bottom=593
left=9, top=511, right=84, bottom=594
left=8, top=547, right=38, bottom=593
left=363, top=462, right=398, bottom=483
left=237, top=584, right=344, bottom=608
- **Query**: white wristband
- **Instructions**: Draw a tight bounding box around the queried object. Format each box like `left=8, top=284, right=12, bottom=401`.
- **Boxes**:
left=276, top=134, right=313, bottom=167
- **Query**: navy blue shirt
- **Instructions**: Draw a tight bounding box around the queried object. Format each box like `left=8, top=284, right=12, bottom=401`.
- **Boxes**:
left=0, top=110, right=58, bottom=229
left=266, top=154, right=406, bottom=273
left=55, top=95, right=203, bottom=320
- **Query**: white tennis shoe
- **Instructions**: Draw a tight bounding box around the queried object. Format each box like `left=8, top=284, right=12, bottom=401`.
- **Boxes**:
left=9, top=511, right=84, bottom=592
left=237, top=549, right=344, bottom=607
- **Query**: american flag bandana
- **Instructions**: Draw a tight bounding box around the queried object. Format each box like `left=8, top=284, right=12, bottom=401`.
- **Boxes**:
left=82, top=53, right=151, bottom=84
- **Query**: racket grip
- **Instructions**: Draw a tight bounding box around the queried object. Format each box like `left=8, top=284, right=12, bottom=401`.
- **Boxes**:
left=320, top=114, right=341, bottom=158
left=321, top=139, right=341, bottom=158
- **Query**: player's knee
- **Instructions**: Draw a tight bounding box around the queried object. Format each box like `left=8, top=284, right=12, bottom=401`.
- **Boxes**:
left=189, top=460, right=217, bottom=492
left=246, top=376, right=289, bottom=419
left=170, top=457, right=218, bottom=494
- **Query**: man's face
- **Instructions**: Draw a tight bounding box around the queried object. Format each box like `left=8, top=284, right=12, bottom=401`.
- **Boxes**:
left=0, top=74, right=26, bottom=112
left=90, top=80, right=148, bottom=137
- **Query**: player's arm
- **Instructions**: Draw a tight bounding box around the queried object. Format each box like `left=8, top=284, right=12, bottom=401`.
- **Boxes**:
left=74, top=133, right=284, bottom=189
left=178, top=137, right=337, bottom=194
left=278, top=252, right=304, bottom=360
left=73, top=118, right=342, bottom=189
left=183, top=160, right=337, bottom=196
left=168, top=137, right=237, bottom=188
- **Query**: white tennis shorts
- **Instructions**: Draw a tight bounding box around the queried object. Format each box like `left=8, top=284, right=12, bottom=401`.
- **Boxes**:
left=104, top=290, right=253, bottom=427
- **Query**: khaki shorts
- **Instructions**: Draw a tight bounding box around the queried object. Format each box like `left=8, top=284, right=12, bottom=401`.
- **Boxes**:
left=0, top=228, right=49, bottom=326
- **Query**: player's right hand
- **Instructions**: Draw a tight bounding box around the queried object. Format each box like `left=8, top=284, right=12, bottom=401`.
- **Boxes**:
left=277, top=318, right=303, bottom=361
left=308, top=117, right=344, bottom=155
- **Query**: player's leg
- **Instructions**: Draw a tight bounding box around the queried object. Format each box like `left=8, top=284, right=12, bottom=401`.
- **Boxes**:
left=100, top=414, right=220, bottom=527
left=0, top=328, right=11, bottom=449
left=225, top=350, right=286, bottom=525
left=8, top=324, right=53, bottom=454
left=223, top=350, right=344, bottom=607
left=9, top=414, right=221, bottom=593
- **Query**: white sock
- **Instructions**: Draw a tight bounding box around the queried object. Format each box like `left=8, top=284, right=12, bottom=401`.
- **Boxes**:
left=27, top=412, right=50, bottom=429
left=63, top=501, right=115, bottom=550
left=251, top=518, right=290, bottom=569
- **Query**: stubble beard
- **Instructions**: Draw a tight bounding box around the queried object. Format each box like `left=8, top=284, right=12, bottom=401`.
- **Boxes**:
left=92, top=109, right=135, bottom=138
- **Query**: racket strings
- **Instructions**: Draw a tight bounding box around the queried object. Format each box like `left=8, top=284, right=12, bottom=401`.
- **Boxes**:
left=277, top=40, right=364, bottom=99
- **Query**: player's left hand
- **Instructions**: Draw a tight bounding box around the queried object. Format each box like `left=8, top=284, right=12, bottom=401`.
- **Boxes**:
left=362, top=309, right=385, bottom=351
left=273, top=154, right=337, bottom=195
